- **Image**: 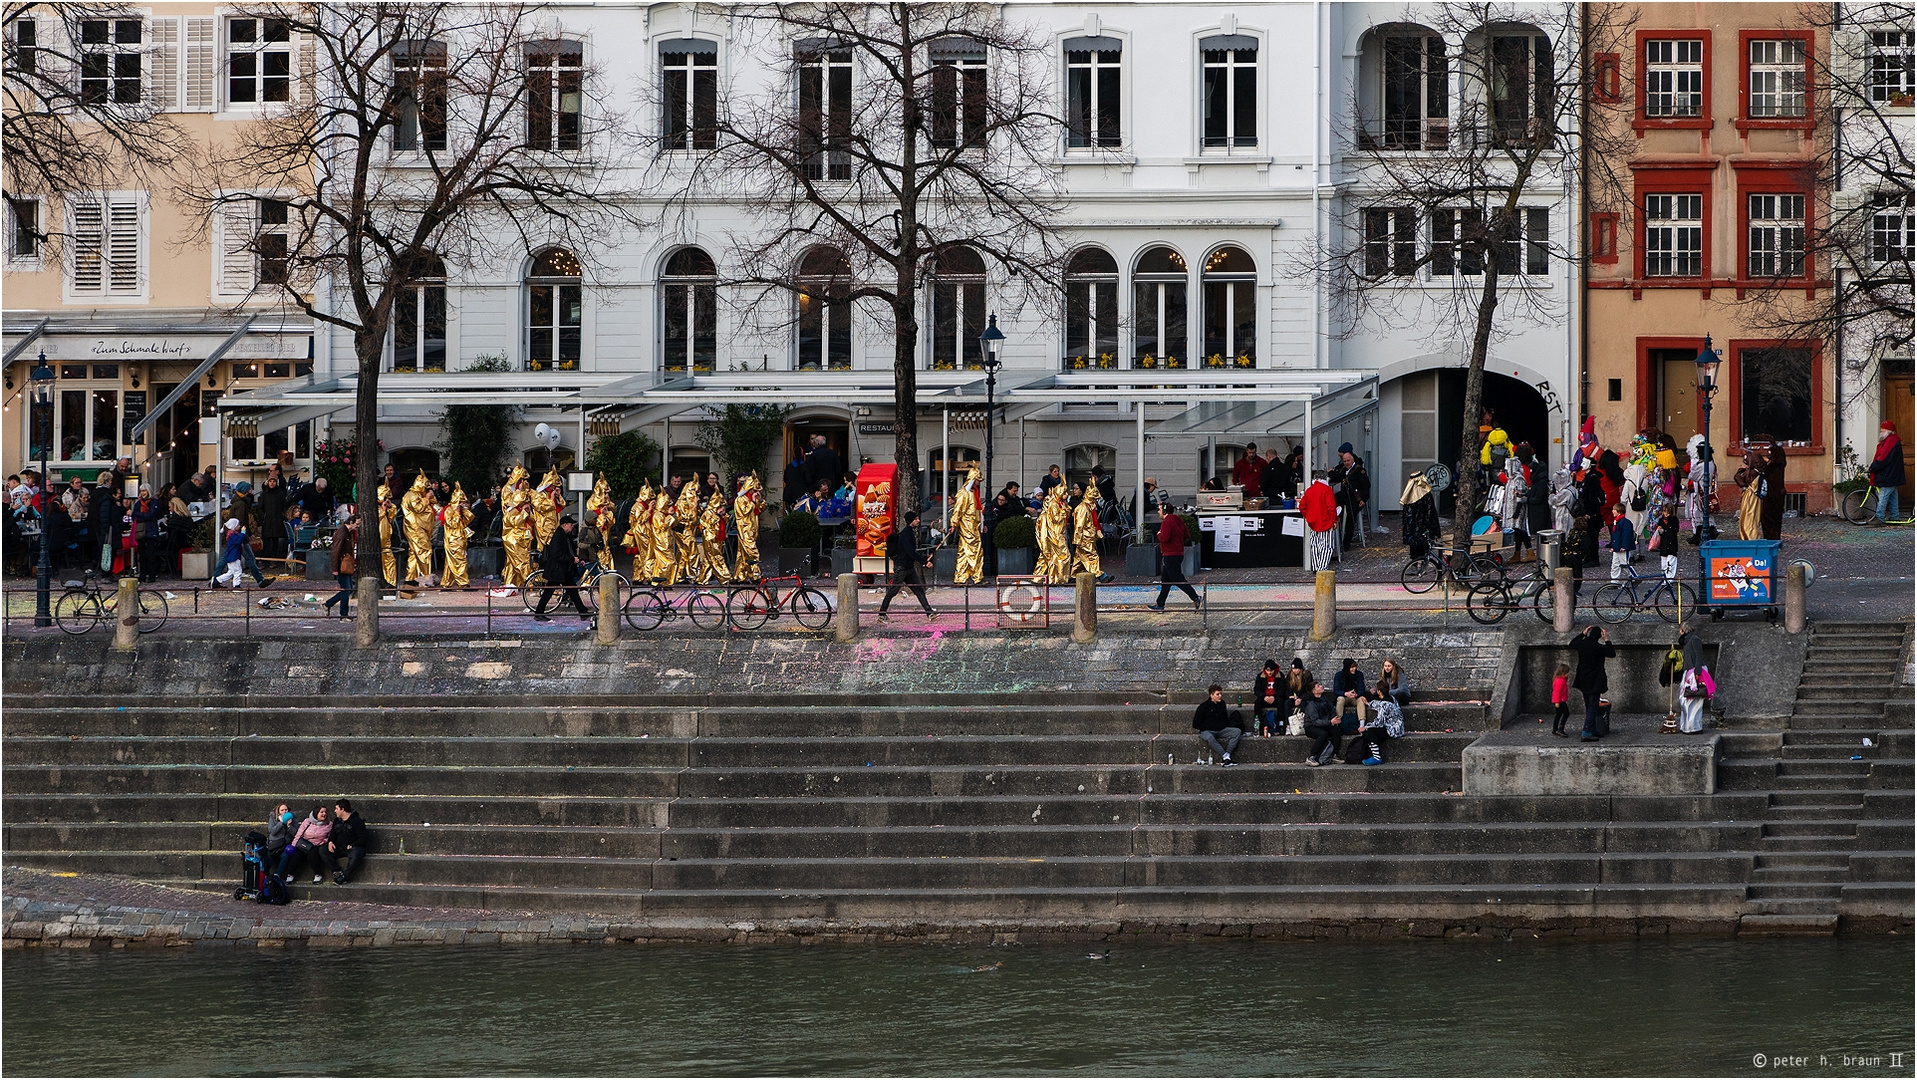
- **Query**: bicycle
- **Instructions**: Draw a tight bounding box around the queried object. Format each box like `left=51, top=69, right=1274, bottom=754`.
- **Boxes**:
left=52, top=569, right=167, bottom=636
left=1838, top=481, right=1915, bottom=526
left=623, top=583, right=729, bottom=631
left=1464, top=562, right=1558, bottom=625
left=1592, top=563, right=1697, bottom=625
left=1401, top=543, right=1503, bottom=594
left=522, top=562, right=626, bottom=617
left=724, top=573, right=835, bottom=631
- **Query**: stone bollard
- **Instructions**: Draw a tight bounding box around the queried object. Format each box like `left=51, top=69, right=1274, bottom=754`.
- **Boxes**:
left=354, top=576, right=379, bottom=647
left=1785, top=562, right=1807, bottom=634
left=1310, top=570, right=1336, bottom=641
left=111, top=577, right=139, bottom=650
left=835, top=573, right=859, bottom=643
left=1553, top=567, right=1574, bottom=634
left=1072, top=572, right=1096, bottom=643
left=595, top=575, right=620, bottom=645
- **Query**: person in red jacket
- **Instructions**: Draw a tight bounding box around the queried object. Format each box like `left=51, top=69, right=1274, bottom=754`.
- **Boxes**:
left=1299, top=470, right=1340, bottom=571
left=1147, top=496, right=1201, bottom=611
left=1231, top=443, right=1263, bottom=499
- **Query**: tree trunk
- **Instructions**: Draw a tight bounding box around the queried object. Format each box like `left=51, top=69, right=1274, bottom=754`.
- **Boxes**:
left=892, top=287, right=920, bottom=517
left=1455, top=262, right=1502, bottom=530
left=352, top=325, right=383, bottom=643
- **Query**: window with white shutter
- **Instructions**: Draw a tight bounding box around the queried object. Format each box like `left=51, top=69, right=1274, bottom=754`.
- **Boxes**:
left=215, top=195, right=293, bottom=298
left=183, top=17, right=217, bottom=112
left=65, top=193, right=145, bottom=300
left=78, top=18, right=142, bottom=104
left=150, top=17, right=179, bottom=110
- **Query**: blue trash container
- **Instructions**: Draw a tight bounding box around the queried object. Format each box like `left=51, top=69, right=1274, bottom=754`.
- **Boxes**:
left=1698, top=539, right=1781, bottom=608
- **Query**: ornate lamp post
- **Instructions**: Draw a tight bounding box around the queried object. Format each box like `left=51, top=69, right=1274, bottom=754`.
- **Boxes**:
left=29, top=352, right=55, bottom=627
left=977, top=314, right=1005, bottom=500
left=1695, top=335, right=1722, bottom=543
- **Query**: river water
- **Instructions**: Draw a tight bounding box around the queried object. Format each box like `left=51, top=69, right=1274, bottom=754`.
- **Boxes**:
left=5, top=938, right=1911, bottom=1076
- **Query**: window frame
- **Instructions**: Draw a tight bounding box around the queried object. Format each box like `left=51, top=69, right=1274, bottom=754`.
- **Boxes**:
left=1363, top=206, right=1418, bottom=278
left=391, top=256, right=449, bottom=374
left=1131, top=245, right=1188, bottom=371
left=1486, top=30, right=1554, bottom=147
left=1735, top=161, right=1814, bottom=287
left=1376, top=31, right=1448, bottom=150
left=796, top=44, right=853, bottom=180
left=78, top=16, right=144, bottom=106
left=6, top=194, right=44, bottom=269
left=1430, top=207, right=1485, bottom=277
left=926, top=42, right=987, bottom=151
left=213, top=190, right=296, bottom=300
left=223, top=15, right=291, bottom=110
left=659, top=246, right=718, bottom=375
left=1063, top=35, right=1124, bottom=151
left=1867, top=29, right=1914, bottom=106
left=927, top=246, right=987, bottom=371
left=1199, top=245, right=1257, bottom=368
left=1736, top=29, right=1814, bottom=132
left=1632, top=30, right=1713, bottom=133
left=524, top=39, right=584, bottom=153
left=47, top=366, right=124, bottom=464
left=1590, top=211, right=1619, bottom=265
left=392, top=39, right=449, bottom=153
left=10, top=15, right=38, bottom=76
left=525, top=248, right=583, bottom=372
left=1631, top=162, right=1717, bottom=286
left=659, top=38, right=718, bottom=152
left=794, top=247, right=852, bottom=371
left=1727, top=339, right=1823, bottom=452
left=1641, top=36, right=1705, bottom=120
left=1869, top=193, right=1914, bottom=267
left=63, top=190, right=148, bottom=303
left=1060, top=247, right=1119, bottom=370
left=1198, top=35, right=1259, bottom=153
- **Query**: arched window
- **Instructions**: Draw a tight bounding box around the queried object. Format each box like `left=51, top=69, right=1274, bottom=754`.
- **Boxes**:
left=928, top=246, right=986, bottom=370
left=527, top=248, right=581, bottom=371
left=393, top=253, right=446, bottom=373
left=1359, top=25, right=1448, bottom=150
left=1484, top=26, right=1553, bottom=146
left=1062, top=248, right=1118, bottom=370
left=1201, top=246, right=1255, bottom=368
left=661, top=247, right=716, bottom=373
left=796, top=247, right=851, bottom=370
left=1132, top=246, right=1187, bottom=370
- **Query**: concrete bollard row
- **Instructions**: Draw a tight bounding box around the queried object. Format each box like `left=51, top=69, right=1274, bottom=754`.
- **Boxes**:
left=1072, top=572, right=1097, bottom=643
left=1310, top=570, right=1336, bottom=641
left=111, top=578, right=140, bottom=651
left=836, top=574, right=859, bottom=643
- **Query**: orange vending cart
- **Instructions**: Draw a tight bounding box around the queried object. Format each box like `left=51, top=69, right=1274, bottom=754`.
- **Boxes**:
left=853, top=464, right=897, bottom=577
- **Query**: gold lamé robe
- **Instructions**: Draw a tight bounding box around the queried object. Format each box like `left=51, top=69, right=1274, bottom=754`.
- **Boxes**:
left=672, top=483, right=700, bottom=573
left=586, top=478, right=617, bottom=572
left=533, top=471, right=562, bottom=548
left=732, top=484, right=763, bottom=581
left=649, top=493, right=678, bottom=584
left=693, top=495, right=731, bottom=585
left=626, top=482, right=655, bottom=574
left=951, top=481, right=984, bottom=584
left=401, top=479, right=436, bottom=583
left=1071, top=495, right=1102, bottom=578
left=376, top=483, right=399, bottom=586
left=440, top=494, right=473, bottom=588
left=1034, top=487, right=1071, bottom=583
left=500, top=482, right=534, bottom=588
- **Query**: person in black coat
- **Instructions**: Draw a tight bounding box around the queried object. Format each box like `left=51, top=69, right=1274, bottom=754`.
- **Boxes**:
left=327, top=799, right=373, bottom=885
left=1300, top=680, right=1341, bottom=765
left=1191, top=684, right=1241, bottom=764
left=533, top=515, right=589, bottom=621
left=878, top=510, right=935, bottom=618
left=1259, top=449, right=1290, bottom=504
left=295, top=477, right=336, bottom=523
left=1571, top=625, right=1615, bottom=740
left=805, top=436, right=843, bottom=498
left=256, top=474, right=289, bottom=559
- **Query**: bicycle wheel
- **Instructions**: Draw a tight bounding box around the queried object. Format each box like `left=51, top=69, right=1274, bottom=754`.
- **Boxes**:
left=53, top=591, right=102, bottom=635
left=1528, top=581, right=1556, bottom=624
left=1592, top=581, right=1633, bottom=624
left=790, top=586, right=834, bottom=630
left=1472, top=553, right=1508, bottom=583
left=1840, top=487, right=1873, bottom=525
left=687, top=590, right=728, bottom=630
left=623, top=589, right=667, bottom=631
left=726, top=586, right=773, bottom=630
left=1654, top=580, right=1699, bottom=624
left=1465, top=581, right=1512, bottom=625
left=103, top=588, right=168, bottom=633
left=521, top=570, right=549, bottom=614
left=1400, top=556, right=1441, bottom=594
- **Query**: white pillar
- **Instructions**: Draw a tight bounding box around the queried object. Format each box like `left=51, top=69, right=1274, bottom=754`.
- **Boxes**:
left=941, top=406, right=950, bottom=530
left=1303, top=400, right=1314, bottom=486
left=1134, top=401, right=1146, bottom=543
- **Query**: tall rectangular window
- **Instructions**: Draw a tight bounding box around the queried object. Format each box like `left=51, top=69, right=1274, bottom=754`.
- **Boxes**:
left=795, top=291, right=850, bottom=370
left=80, top=19, right=143, bottom=105
left=394, top=40, right=448, bottom=151
left=1380, top=34, right=1446, bottom=149
left=1644, top=39, right=1703, bottom=117
left=661, top=42, right=717, bottom=151
left=1201, top=41, right=1257, bottom=149
left=1644, top=194, right=1703, bottom=277
left=226, top=17, right=290, bottom=105
left=1065, top=40, right=1121, bottom=148
left=68, top=195, right=143, bottom=297
left=525, top=42, right=583, bottom=151
left=1747, top=193, right=1805, bottom=278
left=394, top=283, right=448, bottom=372
left=1430, top=208, right=1485, bottom=276
left=7, top=196, right=40, bottom=260
left=1490, top=34, right=1552, bottom=144
left=1363, top=207, right=1416, bottom=277
left=257, top=198, right=289, bottom=284
left=1870, top=30, right=1913, bottom=103
left=11, top=17, right=37, bottom=75
left=797, top=47, right=851, bottom=179
left=1492, top=207, right=1552, bottom=276
left=1748, top=38, right=1806, bottom=118
left=1739, top=346, right=1814, bottom=443
left=1871, top=194, right=1913, bottom=265
left=928, top=45, right=986, bottom=149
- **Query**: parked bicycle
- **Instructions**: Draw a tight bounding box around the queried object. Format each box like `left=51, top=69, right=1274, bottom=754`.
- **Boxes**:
left=53, top=569, right=167, bottom=636
left=624, top=583, right=729, bottom=631
left=1464, top=562, right=1558, bottom=625
left=1401, top=543, right=1503, bottom=594
left=522, top=563, right=625, bottom=617
left=1592, top=563, right=1697, bottom=625
left=724, top=573, right=835, bottom=630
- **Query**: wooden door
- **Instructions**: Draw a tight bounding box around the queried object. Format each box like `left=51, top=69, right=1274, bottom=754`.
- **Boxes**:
left=1657, top=351, right=1699, bottom=444
left=1886, top=372, right=1914, bottom=505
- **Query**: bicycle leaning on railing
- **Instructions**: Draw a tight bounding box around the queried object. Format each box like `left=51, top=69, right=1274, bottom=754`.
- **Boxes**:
left=1464, top=560, right=1557, bottom=625
left=52, top=568, right=168, bottom=636
left=1400, top=542, right=1503, bottom=594
left=623, top=582, right=730, bottom=631
left=1591, top=562, right=1697, bottom=625
left=723, top=573, right=834, bottom=630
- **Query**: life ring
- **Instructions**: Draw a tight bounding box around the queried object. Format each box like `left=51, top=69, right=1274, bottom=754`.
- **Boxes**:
left=997, top=579, right=1045, bottom=623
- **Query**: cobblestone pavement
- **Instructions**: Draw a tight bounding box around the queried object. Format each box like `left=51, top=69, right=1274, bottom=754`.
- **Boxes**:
left=5, top=512, right=1906, bottom=634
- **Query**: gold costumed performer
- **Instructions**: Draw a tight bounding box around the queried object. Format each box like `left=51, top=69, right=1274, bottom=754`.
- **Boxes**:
left=1034, top=483, right=1072, bottom=583
left=586, top=476, right=617, bottom=572
left=650, top=489, right=679, bottom=584
left=626, top=480, right=655, bottom=578
left=672, top=479, right=701, bottom=575
left=375, top=479, right=399, bottom=586
left=1070, top=485, right=1102, bottom=579
left=500, top=465, right=534, bottom=588
left=694, top=485, right=732, bottom=585
left=533, top=468, right=562, bottom=548
left=951, top=461, right=984, bottom=584
left=440, top=482, right=473, bottom=588
left=401, top=470, right=437, bottom=583
left=732, top=473, right=764, bottom=581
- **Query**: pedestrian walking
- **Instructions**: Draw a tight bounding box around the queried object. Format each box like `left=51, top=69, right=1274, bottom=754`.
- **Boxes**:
left=324, top=507, right=358, bottom=620
left=1869, top=421, right=1905, bottom=524
left=1147, top=497, right=1200, bottom=611
left=878, top=510, right=935, bottom=620
left=1300, top=470, right=1339, bottom=571
left=1572, top=625, right=1615, bottom=740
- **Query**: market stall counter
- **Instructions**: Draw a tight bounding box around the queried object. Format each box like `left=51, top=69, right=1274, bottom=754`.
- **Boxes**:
left=1196, top=507, right=1306, bottom=568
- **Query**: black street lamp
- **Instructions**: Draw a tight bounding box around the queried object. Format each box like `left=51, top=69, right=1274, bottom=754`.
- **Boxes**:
left=1694, top=335, right=1722, bottom=543
left=977, top=314, right=1005, bottom=500
left=29, top=352, right=55, bottom=627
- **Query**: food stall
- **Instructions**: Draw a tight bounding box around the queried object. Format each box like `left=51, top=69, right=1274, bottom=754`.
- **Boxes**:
left=1194, top=493, right=1308, bottom=568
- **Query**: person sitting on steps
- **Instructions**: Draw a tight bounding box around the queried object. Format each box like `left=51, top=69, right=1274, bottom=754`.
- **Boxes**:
left=1301, top=680, right=1340, bottom=765
left=327, top=799, right=373, bottom=885
left=1346, top=680, right=1406, bottom=766
left=1191, top=684, right=1241, bottom=765
left=275, top=804, right=334, bottom=884
left=1331, top=657, right=1369, bottom=728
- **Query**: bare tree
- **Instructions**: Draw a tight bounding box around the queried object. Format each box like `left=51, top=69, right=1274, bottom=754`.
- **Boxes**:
left=2, top=2, right=193, bottom=245
left=660, top=2, right=1071, bottom=514
left=1309, top=2, right=1634, bottom=519
left=180, top=2, right=639, bottom=638
left=1723, top=2, right=1913, bottom=426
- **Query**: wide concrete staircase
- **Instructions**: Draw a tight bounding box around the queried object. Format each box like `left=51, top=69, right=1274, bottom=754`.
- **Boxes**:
left=0, top=689, right=1808, bottom=928
left=1717, top=621, right=1915, bottom=934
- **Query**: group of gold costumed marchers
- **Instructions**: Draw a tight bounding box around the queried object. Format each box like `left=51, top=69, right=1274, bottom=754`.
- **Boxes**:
left=362, top=466, right=776, bottom=591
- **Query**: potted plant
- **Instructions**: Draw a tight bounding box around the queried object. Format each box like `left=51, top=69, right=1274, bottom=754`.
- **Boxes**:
left=180, top=516, right=216, bottom=580
left=1179, top=511, right=1202, bottom=576
left=1126, top=519, right=1159, bottom=577
left=992, top=514, right=1036, bottom=576
left=778, top=510, right=821, bottom=574
left=830, top=530, right=857, bottom=576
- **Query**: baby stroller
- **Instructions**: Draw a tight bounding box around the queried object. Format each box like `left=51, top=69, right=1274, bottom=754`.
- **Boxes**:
left=237, top=831, right=288, bottom=905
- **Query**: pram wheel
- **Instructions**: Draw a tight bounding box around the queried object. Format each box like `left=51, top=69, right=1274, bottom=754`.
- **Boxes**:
left=234, top=888, right=245, bottom=900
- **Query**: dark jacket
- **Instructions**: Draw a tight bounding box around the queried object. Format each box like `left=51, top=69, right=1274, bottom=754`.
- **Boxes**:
left=1253, top=675, right=1283, bottom=714
left=330, top=811, right=372, bottom=851
left=541, top=526, right=580, bottom=578
left=886, top=525, right=923, bottom=574
left=806, top=445, right=843, bottom=494
left=257, top=481, right=288, bottom=541
left=1301, top=689, right=1335, bottom=727
left=1870, top=436, right=1907, bottom=488
left=1332, top=666, right=1368, bottom=698
left=1191, top=697, right=1233, bottom=732
left=1571, top=631, right=1615, bottom=694
left=330, top=522, right=357, bottom=575
left=296, top=482, right=336, bottom=522
left=131, top=497, right=165, bottom=539
left=1260, top=456, right=1291, bottom=500
left=782, top=459, right=808, bottom=507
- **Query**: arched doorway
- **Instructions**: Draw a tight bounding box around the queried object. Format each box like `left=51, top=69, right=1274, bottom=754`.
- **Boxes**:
left=1395, top=369, right=1550, bottom=513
